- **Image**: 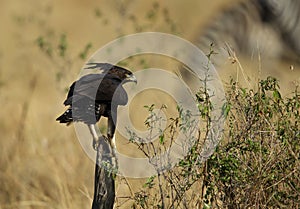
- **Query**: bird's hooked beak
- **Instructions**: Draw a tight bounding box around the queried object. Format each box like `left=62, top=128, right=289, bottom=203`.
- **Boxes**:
left=126, top=74, right=137, bottom=84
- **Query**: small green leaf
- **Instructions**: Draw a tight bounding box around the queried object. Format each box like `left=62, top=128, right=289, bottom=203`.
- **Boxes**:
left=222, top=102, right=231, bottom=118
left=273, top=89, right=281, bottom=101
left=143, top=175, right=155, bottom=188
left=159, top=133, right=164, bottom=144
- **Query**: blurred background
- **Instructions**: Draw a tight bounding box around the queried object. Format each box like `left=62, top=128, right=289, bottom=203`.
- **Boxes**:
left=1, top=0, right=299, bottom=208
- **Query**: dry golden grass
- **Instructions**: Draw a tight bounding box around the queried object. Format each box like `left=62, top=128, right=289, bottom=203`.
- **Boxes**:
left=0, top=0, right=299, bottom=208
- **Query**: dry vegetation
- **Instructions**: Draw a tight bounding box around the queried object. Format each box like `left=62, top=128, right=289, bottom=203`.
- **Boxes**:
left=0, top=0, right=299, bottom=208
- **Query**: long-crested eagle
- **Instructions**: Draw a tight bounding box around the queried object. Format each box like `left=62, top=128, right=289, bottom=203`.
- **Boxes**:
left=56, top=63, right=137, bottom=149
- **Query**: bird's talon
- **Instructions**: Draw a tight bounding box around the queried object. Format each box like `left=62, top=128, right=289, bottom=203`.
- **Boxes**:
left=93, top=139, right=100, bottom=151
left=104, top=136, right=113, bottom=147
left=103, top=135, right=108, bottom=142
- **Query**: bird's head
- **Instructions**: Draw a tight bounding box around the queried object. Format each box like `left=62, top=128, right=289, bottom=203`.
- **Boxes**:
left=114, top=66, right=137, bottom=84
left=84, top=62, right=137, bottom=84
left=124, top=72, right=137, bottom=84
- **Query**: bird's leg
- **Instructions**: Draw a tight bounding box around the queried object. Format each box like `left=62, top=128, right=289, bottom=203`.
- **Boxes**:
left=109, top=136, right=118, bottom=170
left=109, top=135, right=117, bottom=159
left=88, top=124, right=100, bottom=150
left=107, top=110, right=116, bottom=147
left=107, top=111, right=118, bottom=169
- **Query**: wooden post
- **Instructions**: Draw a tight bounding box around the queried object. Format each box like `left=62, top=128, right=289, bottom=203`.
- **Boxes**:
left=92, top=136, right=116, bottom=209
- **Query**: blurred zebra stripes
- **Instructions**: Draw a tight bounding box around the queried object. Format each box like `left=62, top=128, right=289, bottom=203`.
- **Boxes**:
left=196, top=0, right=300, bottom=65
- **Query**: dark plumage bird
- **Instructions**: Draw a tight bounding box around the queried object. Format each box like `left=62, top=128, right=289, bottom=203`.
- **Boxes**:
left=56, top=63, right=137, bottom=148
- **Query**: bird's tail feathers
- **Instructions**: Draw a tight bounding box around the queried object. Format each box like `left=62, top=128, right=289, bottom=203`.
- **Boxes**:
left=56, top=108, right=73, bottom=125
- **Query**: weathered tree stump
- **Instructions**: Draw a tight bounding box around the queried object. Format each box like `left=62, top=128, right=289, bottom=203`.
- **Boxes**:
left=92, top=136, right=116, bottom=209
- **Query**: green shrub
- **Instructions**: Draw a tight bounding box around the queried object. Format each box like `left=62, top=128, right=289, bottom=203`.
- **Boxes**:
left=130, top=77, right=300, bottom=209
